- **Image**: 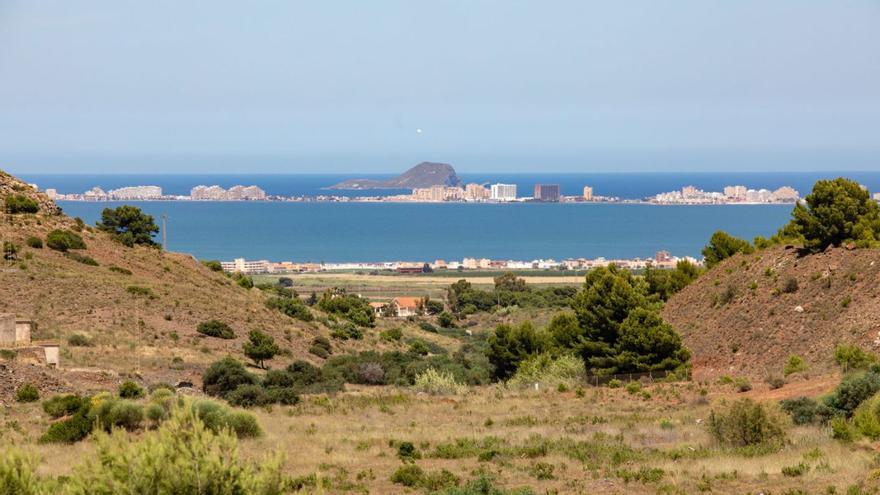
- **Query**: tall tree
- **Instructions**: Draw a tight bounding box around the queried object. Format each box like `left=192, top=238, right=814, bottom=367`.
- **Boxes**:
left=96, top=205, right=160, bottom=247
left=242, top=330, right=280, bottom=369
left=788, top=177, right=880, bottom=253
left=702, top=231, right=753, bottom=269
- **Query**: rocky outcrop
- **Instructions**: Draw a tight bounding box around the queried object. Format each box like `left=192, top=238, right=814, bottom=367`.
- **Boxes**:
left=329, top=162, right=461, bottom=190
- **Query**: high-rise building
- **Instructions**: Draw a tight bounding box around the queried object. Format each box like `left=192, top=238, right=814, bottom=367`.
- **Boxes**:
left=464, top=183, right=490, bottom=201
left=533, top=184, right=560, bottom=202
left=723, top=185, right=747, bottom=200
left=490, top=183, right=517, bottom=201
left=582, top=186, right=593, bottom=201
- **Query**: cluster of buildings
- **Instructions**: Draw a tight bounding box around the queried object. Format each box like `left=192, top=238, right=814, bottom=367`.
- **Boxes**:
left=651, top=185, right=800, bottom=204
left=219, top=251, right=698, bottom=275
left=190, top=185, right=267, bottom=201
left=0, top=314, right=59, bottom=368
left=397, top=182, right=593, bottom=203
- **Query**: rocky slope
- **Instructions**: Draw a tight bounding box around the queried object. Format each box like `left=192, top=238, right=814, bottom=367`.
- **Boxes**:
left=663, top=245, right=880, bottom=380
left=329, top=162, right=461, bottom=189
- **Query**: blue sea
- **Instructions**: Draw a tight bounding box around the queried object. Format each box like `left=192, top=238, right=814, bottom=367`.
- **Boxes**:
left=20, top=172, right=880, bottom=262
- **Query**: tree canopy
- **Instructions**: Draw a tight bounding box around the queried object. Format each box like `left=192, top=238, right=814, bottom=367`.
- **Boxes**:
left=787, top=177, right=880, bottom=253
left=242, top=330, right=280, bottom=369
left=702, top=231, right=754, bottom=269
left=96, top=205, right=160, bottom=247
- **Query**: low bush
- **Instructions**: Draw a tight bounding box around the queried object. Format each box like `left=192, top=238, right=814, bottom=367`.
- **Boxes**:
left=92, top=399, right=144, bottom=432
left=41, top=401, right=93, bottom=443
left=201, top=260, right=223, bottom=272
left=190, top=399, right=262, bottom=438
left=118, top=380, right=145, bottom=399
left=5, top=194, right=39, bottom=214
left=437, top=311, right=456, bottom=328
left=391, top=464, right=426, bottom=487
left=25, top=236, right=43, bottom=249
left=15, top=383, right=39, bottom=403
left=784, top=354, right=807, bottom=376
left=265, top=387, right=300, bottom=405
left=330, top=322, right=363, bottom=340
left=381, top=328, right=403, bottom=341
left=265, top=297, right=313, bottom=322
left=45, top=229, right=86, bottom=251
left=835, top=344, right=877, bottom=371
left=708, top=399, right=787, bottom=448
left=202, top=357, right=258, bottom=398
left=507, top=353, right=585, bottom=388
left=414, top=368, right=468, bottom=395
left=309, top=336, right=332, bottom=358
left=780, top=397, right=834, bottom=425
left=126, top=285, right=154, bottom=298
left=225, top=384, right=272, bottom=408
left=65, top=251, right=99, bottom=266
left=852, top=392, right=880, bottom=440
left=781, top=277, right=799, bottom=294
left=108, top=265, right=133, bottom=275
left=43, top=394, right=88, bottom=418
left=197, top=320, right=236, bottom=339
left=734, top=377, right=752, bottom=393
left=823, top=370, right=880, bottom=416
left=67, top=333, right=92, bottom=347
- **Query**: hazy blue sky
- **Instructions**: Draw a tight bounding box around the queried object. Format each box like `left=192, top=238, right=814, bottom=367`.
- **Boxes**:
left=2, top=1, right=878, bottom=174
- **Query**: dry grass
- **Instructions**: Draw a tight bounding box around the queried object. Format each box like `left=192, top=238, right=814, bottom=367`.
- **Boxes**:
left=4, top=382, right=877, bottom=494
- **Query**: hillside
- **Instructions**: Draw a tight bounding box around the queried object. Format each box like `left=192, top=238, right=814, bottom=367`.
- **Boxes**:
left=0, top=171, right=329, bottom=390
left=663, top=244, right=880, bottom=380
left=328, top=161, right=461, bottom=190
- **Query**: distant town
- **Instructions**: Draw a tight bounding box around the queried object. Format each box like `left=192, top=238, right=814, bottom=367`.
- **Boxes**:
left=40, top=182, right=815, bottom=205
left=219, top=250, right=700, bottom=275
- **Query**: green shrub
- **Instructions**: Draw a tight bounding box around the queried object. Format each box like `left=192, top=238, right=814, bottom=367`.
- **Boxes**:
left=25, top=236, right=43, bottom=249
left=43, top=394, right=87, bottom=418
left=265, top=296, right=313, bottom=322
left=529, top=462, right=556, bottom=480
left=108, top=265, right=133, bottom=275
left=242, top=329, right=280, bottom=368
left=65, top=251, right=99, bottom=266
left=45, top=229, right=86, bottom=251
left=390, top=464, right=425, bottom=487
left=414, top=368, right=467, bottom=395
left=779, top=397, right=834, bottom=425
left=5, top=194, right=39, bottom=214
left=58, top=402, right=276, bottom=492
left=823, top=370, right=880, bottom=416
left=190, top=399, right=262, bottom=438
left=852, top=393, right=880, bottom=439
left=15, top=384, right=39, bottom=403
left=708, top=399, right=787, bottom=447
left=781, top=462, right=809, bottom=477
left=442, top=475, right=534, bottom=495
left=125, top=285, right=154, bottom=298
left=92, top=399, right=144, bottom=432
left=835, top=344, right=877, bottom=371
left=118, top=380, right=145, bottom=399
left=41, top=402, right=94, bottom=443
left=507, top=353, right=585, bottom=388
left=67, top=333, right=92, bottom=347
left=197, top=320, right=236, bottom=339
left=625, top=381, right=642, bottom=395
left=397, top=441, right=421, bottom=461
left=201, top=260, right=223, bottom=272
left=0, top=447, right=46, bottom=494
left=784, top=354, right=807, bottom=376
left=145, top=403, right=168, bottom=424
left=202, top=357, right=258, bottom=398
left=437, top=311, right=456, bottom=328
left=607, top=379, right=622, bottom=388
left=265, top=387, right=300, bottom=406
left=781, top=277, right=799, bottom=294
left=317, top=292, right=376, bottom=327
left=329, top=322, right=363, bottom=340
left=419, top=321, right=438, bottom=333
left=381, top=327, right=403, bottom=341
left=831, top=416, right=854, bottom=441
left=734, top=377, right=752, bottom=393
left=3, top=241, right=18, bottom=261
left=226, top=384, right=273, bottom=408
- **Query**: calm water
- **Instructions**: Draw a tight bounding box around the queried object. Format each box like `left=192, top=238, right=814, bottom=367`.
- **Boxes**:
left=28, top=171, right=877, bottom=262
left=58, top=201, right=793, bottom=262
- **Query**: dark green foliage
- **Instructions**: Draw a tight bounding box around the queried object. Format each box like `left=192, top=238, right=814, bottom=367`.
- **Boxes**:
left=787, top=177, right=880, bottom=252
left=547, top=312, right=581, bottom=349
left=201, top=260, right=223, bottom=272
left=644, top=260, right=703, bottom=301
left=322, top=346, right=492, bottom=387
left=614, top=307, right=691, bottom=373
left=265, top=297, right=313, bottom=322
left=46, top=229, right=86, bottom=251
left=329, top=322, right=364, bottom=340
left=397, top=441, right=421, bottom=461
left=823, top=370, right=880, bottom=417
left=43, top=394, right=88, bottom=418
left=118, top=380, right=145, bottom=399
left=125, top=285, right=154, bottom=298
left=15, top=384, right=39, bottom=403
left=190, top=400, right=262, bottom=438
left=486, top=322, right=548, bottom=380
left=285, top=360, right=343, bottom=394
left=5, top=194, right=39, bottom=213
left=265, top=386, right=300, bottom=405
left=702, top=231, right=754, bottom=269
left=708, top=399, right=786, bottom=447
left=424, top=298, right=445, bottom=315
left=96, top=205, right=160, bottom=247
left=780, top=397, right=835, bottom=425
left=391, top=464, right=425, bottom=487
left=232, top=272, right=253, bottom=289
left=197, top=320, right=236, bottom=339
left=25, top=236, right=43, bottom=249
left=92, top=399, right=144, bottom=432
left=64, top=251, right=99, bottom=266
left=442, top=475, right=534, bottom=495
left=108, top=265, right=132, bottom=275
left=226, top=384, right=273, bottom=408
left=381, top=327, right=403, bottom=342
left=202, top=357, right=258, bottom=398
left=317, top=291, right=375, bottom=327
left=447, top=276, right=575, bottom=315
left=242, top=330, right=280, bottom=368
left=437, top=311, right=456, bottom=328
left=41, top=403, right=94, bottom=443
left=309, top=336, right=332, bottom=358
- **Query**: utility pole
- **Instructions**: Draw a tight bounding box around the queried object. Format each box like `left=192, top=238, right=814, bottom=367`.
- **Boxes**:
left=162, top=214, right=168, bottom=251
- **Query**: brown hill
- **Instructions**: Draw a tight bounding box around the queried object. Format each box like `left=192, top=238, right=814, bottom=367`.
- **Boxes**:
left=328, top=162, right=461, bottom=190
left=663, top=245, right=880, bottom=380
left=0, top=170, right=327, bottom=388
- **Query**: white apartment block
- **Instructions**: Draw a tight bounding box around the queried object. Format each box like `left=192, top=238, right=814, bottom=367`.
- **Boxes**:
left=490, top=183, right=517, bottom=201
